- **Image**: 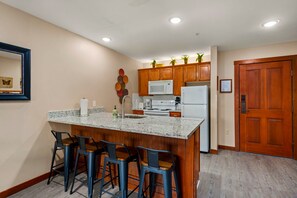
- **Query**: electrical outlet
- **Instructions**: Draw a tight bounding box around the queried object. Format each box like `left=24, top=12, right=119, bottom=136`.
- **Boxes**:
left=92, top=100, right=96, bottom=107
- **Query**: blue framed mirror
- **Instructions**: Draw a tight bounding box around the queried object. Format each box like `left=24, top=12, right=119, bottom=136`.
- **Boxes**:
left=0, top=42, right=31, bottom=100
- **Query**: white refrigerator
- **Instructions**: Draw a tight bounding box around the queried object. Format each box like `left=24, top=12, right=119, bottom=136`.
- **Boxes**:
left=181, top=86, right=209, bottom=152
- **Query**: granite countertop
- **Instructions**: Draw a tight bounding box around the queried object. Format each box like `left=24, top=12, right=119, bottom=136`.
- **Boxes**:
left=48, top=110, right=203, bottom=139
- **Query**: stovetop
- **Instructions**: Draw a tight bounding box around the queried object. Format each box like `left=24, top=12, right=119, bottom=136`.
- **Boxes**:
left=145, top=108, right=173, bottom=111
left=143, top=100, right=176, bottom=112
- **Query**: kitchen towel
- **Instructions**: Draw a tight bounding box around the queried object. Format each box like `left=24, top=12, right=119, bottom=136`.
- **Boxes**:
left=80, top=98, right=88, bottom=117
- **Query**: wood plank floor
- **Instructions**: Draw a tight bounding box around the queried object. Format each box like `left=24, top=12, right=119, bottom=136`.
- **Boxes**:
left=8, top=150, right=297, bottom=198
left=198, top=150, right=297, bottom=198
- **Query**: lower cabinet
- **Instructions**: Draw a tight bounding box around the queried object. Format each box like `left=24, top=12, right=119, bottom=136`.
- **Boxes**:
left=169, top=111, right=181, bottom=117
left=132, top=110, right=144, bottom=115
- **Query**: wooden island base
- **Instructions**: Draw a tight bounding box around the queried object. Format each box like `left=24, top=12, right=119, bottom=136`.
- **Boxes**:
left=71, top=125, right=200, bottom=198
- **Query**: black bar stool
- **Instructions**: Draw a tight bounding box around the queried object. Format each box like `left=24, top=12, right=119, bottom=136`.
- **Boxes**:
left=47, top=130, right=78, bottom=192
left=99, top=140, right=141, bottom=198
left=136, top=146, right=181, bottom=198
left=70, top=135, right=114, bottom=198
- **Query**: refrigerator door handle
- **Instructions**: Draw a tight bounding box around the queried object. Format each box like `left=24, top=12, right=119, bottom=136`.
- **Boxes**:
left=181, top=105, right=184, bottom=117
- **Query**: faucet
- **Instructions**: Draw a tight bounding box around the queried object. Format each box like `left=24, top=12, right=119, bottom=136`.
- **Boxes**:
left=122, top=95, right=131, bottom=119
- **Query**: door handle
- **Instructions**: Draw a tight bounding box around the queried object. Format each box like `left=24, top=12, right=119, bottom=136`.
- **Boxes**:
left=241, top=95, right=247, bottom=114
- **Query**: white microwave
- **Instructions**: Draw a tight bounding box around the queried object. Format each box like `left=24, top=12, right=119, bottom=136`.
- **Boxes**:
left=148, top=80, right=173, bottom=95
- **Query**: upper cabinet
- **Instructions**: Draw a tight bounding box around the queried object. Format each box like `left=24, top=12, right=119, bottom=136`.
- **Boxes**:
left=159, top=67, right=173, bottom=80
left=183, top=64, right=197, bottom=82
left=198, top=62, right=211, bottom=81
left=138, top=62, right=210, bottom=96
left=148, top=69, right=159, bottom=81
left=138, top=69, right=149, bottom=96
left=173, top=66, right=184, bottom=96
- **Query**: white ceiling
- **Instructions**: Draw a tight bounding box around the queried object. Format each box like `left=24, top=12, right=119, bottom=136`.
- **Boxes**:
left=1, top=0, right=297, bottom=62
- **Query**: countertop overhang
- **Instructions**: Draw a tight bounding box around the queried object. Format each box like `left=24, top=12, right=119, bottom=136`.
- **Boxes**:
left=48, top=111, right=204, bottom=139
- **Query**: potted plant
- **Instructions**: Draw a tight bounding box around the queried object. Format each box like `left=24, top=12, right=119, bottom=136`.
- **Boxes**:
left=151, top=60, right=156, bottom=68
left=181, top=55, right=189, bottom=64
left=170, top=58, right=176, bottom=66
left=196, top=53, right=204, bottom=63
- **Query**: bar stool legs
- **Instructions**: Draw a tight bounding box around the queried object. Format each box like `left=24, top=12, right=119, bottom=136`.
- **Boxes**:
left=47, top=131, right=78, bottom=192
left=163, top=171, right=172, bottom=198
left=136, top=146, right=181, bottom=198
left=47, top=142, right=57, bottom=185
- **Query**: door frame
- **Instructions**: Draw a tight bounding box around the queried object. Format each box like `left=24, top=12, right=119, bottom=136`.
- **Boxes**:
left=234, top=55, right=297, bottom=159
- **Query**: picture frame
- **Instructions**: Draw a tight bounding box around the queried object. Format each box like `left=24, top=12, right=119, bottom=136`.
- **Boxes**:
left=0, top=77, right=13, bottom=88
left=220, top=79, right=232, bottom=93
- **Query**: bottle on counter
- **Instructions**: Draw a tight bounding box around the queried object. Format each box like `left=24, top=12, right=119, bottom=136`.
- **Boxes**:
left=112, top=105, right=118, bottom=118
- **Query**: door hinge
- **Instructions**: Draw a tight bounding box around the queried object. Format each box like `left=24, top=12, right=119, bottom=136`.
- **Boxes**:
left=291, top=70, right=294, bottom=76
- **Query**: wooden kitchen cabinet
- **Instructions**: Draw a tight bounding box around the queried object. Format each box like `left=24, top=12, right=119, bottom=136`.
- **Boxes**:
left=173, top=66, right=184, bottom=96
left=138, top=70, right=149, bottom=96
left=159, top=67, right=173, bottom=80
left=148, top=69, right=159, bottom=81
left=132, top=110, right=144, bottom=115
left=170, top=111, right=181, bottom=117
left=183, top=64, right=197, bottom=82
left=198, top=62, right=211, bottom=81
left=138, top=62, right=210, bottom=96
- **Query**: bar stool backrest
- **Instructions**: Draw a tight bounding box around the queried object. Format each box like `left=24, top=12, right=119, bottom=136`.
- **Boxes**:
left=76, top=135, right=98, bottom=151
left=136, top=146, right=175, bottom=169
left=100, top=140, right=130, bottom=160
left=51, top=130, right=74, bottom=148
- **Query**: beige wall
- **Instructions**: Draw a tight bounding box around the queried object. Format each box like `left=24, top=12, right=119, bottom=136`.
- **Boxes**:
left=0, top=2, right=140, bottom=192
left=218, top=41, right=297, bottom=147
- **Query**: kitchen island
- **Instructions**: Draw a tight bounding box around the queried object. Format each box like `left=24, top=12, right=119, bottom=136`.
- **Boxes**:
left=48, top=111, right=203, bottom=198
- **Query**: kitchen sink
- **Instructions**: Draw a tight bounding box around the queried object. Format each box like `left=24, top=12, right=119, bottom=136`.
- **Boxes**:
left=124, top=115, right=146, bottom=119
left=118, top=114, right=146, bottom=119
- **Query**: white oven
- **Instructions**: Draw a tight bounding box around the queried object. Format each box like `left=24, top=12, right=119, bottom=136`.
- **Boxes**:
left=143, top=110, right=170, bottom=116
left=148, top=80, right=173, bottom=95
left=143, top=100, right=176, bottom=117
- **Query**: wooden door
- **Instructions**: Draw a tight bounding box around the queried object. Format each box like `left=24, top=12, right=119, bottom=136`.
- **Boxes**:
left=198, top=63, right=210, bottom=81
left=138, top=70, right=149, bottom=96
left=239, top=61, right=292, bottom=157
left=159, top=67, right=173, bottom=80
left=184, top=64, right=197, bottom=82
left=148, top=69, right=159, bottom=81
left=173, top=66, right=184, bottom=96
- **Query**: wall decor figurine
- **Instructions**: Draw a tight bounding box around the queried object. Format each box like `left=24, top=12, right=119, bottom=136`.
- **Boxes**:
left=115, top=68, right=129, bottom=104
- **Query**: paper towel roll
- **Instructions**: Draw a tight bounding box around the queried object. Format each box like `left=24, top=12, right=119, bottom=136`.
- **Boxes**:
left=80, top=98, right=88, bottom=117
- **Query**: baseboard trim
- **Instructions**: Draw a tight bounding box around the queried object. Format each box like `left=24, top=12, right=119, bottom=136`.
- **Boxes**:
left=210, top=149, right=218, bottom=154
left=218, top=145, right=237, bottom=151
left=0, top=172, right=50, bottom=198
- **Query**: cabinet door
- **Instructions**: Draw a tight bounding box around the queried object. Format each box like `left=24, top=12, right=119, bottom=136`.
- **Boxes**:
left=133, top=110, right=144, bottom=115
left=159, top=67, right=173, bottom=80
left=138, top=70, right=149, bottom=96
left=170, top=111, right=181, bottom=117
left=198, top=63, right=211, bottom=81
left=183, top=64, right=197, bottom=82
left=148, top=69, right=160, bottom=81
left=173, top=66, right=184, bottom=96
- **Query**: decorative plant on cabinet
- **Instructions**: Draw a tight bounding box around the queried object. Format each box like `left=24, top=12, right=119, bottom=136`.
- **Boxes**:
left=151, top=60, right=156, bottom=68
left=181, top=55, right=189, bottom=64
left=196, top=53, right=204, bottom=63
left=170, top=58, right=176, bottom=66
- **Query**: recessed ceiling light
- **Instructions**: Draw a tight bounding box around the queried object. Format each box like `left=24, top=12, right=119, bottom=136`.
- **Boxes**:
left=102, top=37, right=111, bottom=42
left=263, top=20, right=280, bottom=28
left=170, top=17, right=181, bottom=24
